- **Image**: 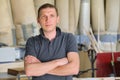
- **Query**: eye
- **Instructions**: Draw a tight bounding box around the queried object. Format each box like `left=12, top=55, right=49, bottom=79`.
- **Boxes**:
left=40, top=15, right=46, bottom=19
left=50, top=14, right=55, bottom=17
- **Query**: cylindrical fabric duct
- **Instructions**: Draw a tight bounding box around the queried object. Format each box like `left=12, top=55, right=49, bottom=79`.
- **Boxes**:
left=74, top=0, right=81, bottom=33
left=79, top=0, right=90, bottom=34
left=0, top=0, right=13, bottom=28
left=0, top=0, right=14, bottom=46
left=15, top=24, right=25, bottom=45
left=7, top=0, right=14, bottom=29
left=106, top=0, right=120, bottom=32
left=11, top=0, right=37, bottom=25
left=34, top=0, right=54, bottom=16
left=0, top=28, right=14, bottom=45
left=69, top=0, right=81, bottom=34
left=118, top=5, right=120, bottom=34
left=91, top=0, right=105, bottom=33
left=55, top=0, right=69, bottom=32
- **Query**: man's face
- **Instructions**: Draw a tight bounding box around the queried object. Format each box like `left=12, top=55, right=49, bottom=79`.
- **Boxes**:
left=38, top=8, right=59, bottom=32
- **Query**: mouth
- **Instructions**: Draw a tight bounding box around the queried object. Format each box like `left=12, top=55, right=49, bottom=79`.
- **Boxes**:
left=45, top=24, right=52, bottom=27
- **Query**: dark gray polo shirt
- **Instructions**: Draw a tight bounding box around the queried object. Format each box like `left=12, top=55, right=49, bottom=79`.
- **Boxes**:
left=25, top=27, right=78, bottom=80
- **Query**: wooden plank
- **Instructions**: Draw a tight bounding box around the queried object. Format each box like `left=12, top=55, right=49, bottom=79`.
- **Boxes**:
left=8, top=68, right=24, bottom=76
left=0, top=61, right=24, bottom=73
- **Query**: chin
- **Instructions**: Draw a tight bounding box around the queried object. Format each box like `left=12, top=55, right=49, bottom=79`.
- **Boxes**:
left=44, top=29, right=54, bottom=32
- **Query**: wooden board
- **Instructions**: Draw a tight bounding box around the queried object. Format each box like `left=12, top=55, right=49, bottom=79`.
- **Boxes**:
left=8, top=68, right=24, bottom=76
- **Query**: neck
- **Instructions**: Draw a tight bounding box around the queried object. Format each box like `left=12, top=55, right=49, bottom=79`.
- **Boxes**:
left=44, top=30, right=56, bottom=41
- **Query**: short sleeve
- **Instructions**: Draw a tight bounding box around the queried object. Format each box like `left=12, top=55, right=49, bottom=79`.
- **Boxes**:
left=66, top=33, right=78, bottom=53
left=24, top=37, right=37, bottom=57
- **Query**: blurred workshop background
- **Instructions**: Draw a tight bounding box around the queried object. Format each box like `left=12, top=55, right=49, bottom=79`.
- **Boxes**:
left=0, top=0, right=120, bottom=80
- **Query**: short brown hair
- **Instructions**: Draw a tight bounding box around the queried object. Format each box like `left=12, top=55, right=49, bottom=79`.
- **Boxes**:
left=38, top=3, right=58, bottom=18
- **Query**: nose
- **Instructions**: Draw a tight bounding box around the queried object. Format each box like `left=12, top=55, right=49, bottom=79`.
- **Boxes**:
left=45, top=16, right=49, bottom=22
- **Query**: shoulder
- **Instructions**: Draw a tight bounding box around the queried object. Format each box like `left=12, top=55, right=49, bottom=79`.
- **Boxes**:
left=26, top=35, right=40, bottom=44
left=63, top=33, right=78, bottom=53
left=28, top=35, right=40, bottom=41
left=62, top=32, right=75, bottom=39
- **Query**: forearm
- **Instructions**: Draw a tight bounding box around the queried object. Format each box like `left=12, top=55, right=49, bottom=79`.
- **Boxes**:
left=25, top=57, right=68, bottom=76
left=48, top=61, right=79, bottom=76
left=48, top=52, right=80, bottom=76
left=25, top=60, right=59, bottom=76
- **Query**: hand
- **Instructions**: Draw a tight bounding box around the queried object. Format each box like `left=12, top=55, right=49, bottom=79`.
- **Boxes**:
left=25, top=55, right=40, bottom=64
left=56, top=58, right=68, bottom=66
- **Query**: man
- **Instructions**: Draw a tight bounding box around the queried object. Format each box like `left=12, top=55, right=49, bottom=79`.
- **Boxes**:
left=24, top=3, right=80, bottom=80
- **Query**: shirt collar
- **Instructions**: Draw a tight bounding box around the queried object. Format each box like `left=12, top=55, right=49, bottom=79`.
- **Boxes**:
left=39, top=27, right=61, bottom=38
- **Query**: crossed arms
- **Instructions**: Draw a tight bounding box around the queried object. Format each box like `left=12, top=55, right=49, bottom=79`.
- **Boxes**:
left=24, top=52, right=80, bottom=76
